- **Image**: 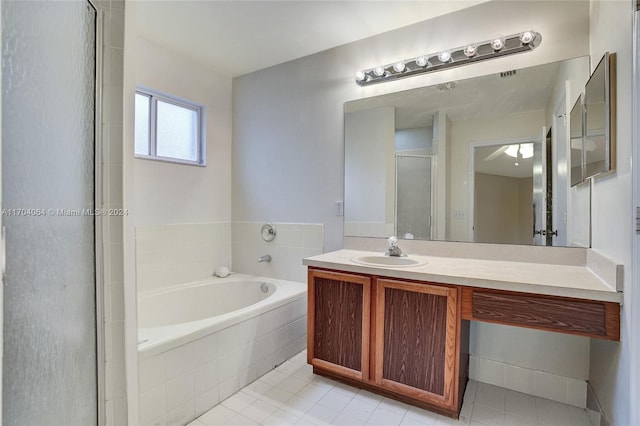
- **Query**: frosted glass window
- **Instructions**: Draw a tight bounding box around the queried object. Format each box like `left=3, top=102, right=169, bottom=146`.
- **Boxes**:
left=157, top=100, right=199, bottom=161
left=134, top=88, right=204, bottom=165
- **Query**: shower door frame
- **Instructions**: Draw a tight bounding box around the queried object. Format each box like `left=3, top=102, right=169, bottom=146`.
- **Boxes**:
left=92, top=2, right=106, bottom=424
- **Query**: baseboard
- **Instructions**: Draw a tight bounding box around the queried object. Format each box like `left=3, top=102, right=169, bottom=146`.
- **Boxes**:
left=586, top=382, right=610, bottom=426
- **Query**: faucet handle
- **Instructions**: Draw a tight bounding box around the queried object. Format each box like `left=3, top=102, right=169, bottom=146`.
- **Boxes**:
left=388, top=236, right=398, bottom=247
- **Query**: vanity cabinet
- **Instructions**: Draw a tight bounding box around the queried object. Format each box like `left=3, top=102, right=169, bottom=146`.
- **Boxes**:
left=307, top=268, right=467, bottom=417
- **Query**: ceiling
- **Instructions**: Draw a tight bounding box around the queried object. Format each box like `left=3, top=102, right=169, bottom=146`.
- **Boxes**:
left=134, top=1, right=489, bottom=77
left=474, top=144, right=535, bottom=179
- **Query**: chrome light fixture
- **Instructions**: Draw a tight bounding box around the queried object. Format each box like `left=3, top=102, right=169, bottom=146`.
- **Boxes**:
left=355, top=30, right=541, bottom=86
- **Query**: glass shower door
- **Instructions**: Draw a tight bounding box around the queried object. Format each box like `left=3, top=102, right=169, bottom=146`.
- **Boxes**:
left=2, top=1, right=98, bottom=425
left=395, top=155, right=433, bottom=240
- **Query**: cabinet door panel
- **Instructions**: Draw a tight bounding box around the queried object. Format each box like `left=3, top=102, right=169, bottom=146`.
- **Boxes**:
left=375, top=279, right=457, bottom=408
left=383, top=287, right=448, bottom=395
left=308, top=269, right=370, bottom=380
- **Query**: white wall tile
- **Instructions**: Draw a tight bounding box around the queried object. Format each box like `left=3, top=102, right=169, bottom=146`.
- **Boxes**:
left=140, top=385, right=166, bottom=425
left=218, top=375, right=240, bottom=401
left=533, top=370, right=567, bottom=403
left=566, top=378, right=587, bottom=408
left=165, top=400, right=194, bottom=426
left=476, top=357, right=506, bottom=387
left=194, top=333, right=218, bottom=366
left=140, top=355, right=165, bottom=392
left=165, top=344, right=195, bottom=381
left=165, top=373, right=194, bottom=412
left=136, top=222, right=232, bottom=293
left=195, top=387, right=220, bottom=418
left=194, top=360, right=218, bottom=395
left=505, top=364, right=534, bottom=395
left=217, top=318, right=258, bottom=357
left=231, top=222, right=323, bottom=282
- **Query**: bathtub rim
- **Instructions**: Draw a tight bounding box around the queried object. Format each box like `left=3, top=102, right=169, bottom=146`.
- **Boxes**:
left=137, top=273, right=306, bottom=359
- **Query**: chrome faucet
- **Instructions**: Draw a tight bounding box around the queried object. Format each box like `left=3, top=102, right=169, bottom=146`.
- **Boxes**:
left=386, top=236, right=406, bottom=257
left=258, top=254, right=272, bottom=263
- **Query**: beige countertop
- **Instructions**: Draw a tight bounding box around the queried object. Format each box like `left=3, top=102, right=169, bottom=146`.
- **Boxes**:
left=303, top=249, right=622, bottom=303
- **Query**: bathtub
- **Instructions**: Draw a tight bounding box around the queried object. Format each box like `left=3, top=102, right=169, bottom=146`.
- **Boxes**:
left=137, top=274, right=308, bottom=425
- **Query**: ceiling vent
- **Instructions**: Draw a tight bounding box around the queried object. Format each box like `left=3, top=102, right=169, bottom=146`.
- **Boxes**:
left=500, top=70, right=517, bottom=78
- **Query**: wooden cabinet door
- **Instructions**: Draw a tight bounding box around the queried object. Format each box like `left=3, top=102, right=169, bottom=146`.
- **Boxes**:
left=374, top=278, right=458, bottom=409
left=308, top=269, right=371, bottom=381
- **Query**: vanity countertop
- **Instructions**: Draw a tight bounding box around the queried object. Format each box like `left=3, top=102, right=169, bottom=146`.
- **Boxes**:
left=303, top=249, right=622, bottom=303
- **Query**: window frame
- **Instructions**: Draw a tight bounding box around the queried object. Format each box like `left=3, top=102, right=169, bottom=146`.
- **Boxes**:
left=135, top=86, right=206, bottom=166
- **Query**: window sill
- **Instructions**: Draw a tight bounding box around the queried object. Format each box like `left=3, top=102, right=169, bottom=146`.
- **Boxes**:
left=134, top=155, right=206, bottom=167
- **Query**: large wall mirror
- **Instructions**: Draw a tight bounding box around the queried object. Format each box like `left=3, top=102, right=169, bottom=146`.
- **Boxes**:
left=344, top=56, right=592, bottom=247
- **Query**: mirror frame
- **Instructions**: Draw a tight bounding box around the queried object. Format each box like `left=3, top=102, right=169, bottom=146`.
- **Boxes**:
left=583, top=52, right=617, bottom=179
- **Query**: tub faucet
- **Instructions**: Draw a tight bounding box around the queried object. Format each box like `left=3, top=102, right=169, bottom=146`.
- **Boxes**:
left=258, top=254, right=272, bottom=263
left=386, top=236, right=405, bottom=257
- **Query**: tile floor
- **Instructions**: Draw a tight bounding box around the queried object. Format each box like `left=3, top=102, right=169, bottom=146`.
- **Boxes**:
left=189, top=350, right=594, bottom=426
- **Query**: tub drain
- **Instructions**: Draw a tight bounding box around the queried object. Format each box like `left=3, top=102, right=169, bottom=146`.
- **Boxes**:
left=260, top=282, right=269, bottom=293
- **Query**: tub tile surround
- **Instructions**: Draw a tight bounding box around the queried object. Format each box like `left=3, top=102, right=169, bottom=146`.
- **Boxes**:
left=232, top=222, right=324, bottom=283
left=139, top=297, right=307, bottom=426
left=135, top=222, right=232, bottom=293
left=189, top=350, right=596, bottom=426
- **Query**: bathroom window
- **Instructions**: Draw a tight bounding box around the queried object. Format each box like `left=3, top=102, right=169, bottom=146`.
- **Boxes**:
left=135, top=88, right=205, bottom=165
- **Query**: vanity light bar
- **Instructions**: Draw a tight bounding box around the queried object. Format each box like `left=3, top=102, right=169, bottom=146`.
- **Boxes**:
left=355, top=30, right=541, bottom=86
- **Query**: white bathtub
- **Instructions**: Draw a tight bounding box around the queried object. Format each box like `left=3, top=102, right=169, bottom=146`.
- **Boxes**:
left=137, top=274, right=308, bottom=425
left=138, top=273, right=306, bottom=356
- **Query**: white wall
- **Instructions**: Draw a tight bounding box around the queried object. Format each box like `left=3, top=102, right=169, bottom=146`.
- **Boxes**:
left=232, top=0, right=591, bottom=252
left=134, top=37, right=232, bottom=227
left=587, top=1, right=633, bottom=425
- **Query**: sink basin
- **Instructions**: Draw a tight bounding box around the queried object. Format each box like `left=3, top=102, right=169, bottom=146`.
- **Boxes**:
left=350, top=255, right=426, bottom=268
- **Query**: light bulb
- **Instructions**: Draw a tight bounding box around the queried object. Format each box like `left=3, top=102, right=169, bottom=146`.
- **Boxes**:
left=393, top=62, right=406, bottom=73
left=373, top=66, right=386, bottom=77
left=491, top=37, right=505, bottom=51
left=415, top=56, right=428, bottom=67
left=437, top=51, right=451, bottom=63
left=520, top=31, right=535, bottom=44
left=463, top=44, right=477, bottom=57
left=355, top=70, right=366, bottom=82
